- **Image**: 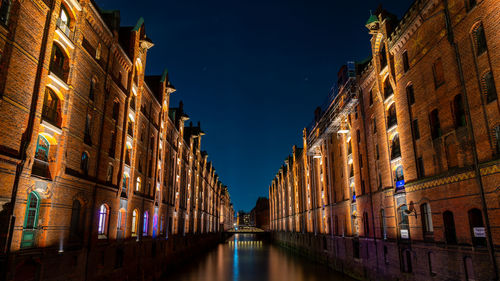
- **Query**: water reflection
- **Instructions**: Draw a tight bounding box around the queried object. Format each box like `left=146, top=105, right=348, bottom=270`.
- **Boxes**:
left=165, top=234, right=353, bottom=281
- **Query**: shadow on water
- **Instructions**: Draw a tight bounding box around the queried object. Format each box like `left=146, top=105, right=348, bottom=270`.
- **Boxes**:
left=163, top=233, right=354, bottom=281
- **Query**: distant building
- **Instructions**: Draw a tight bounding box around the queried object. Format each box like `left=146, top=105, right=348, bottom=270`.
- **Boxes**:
left=250, top=197, right=269, bottom=231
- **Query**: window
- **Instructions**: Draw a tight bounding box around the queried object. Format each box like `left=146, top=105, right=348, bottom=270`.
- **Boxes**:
left=106, top=164, right=113, bottom=184
left=429, top=109, right=442, bottom=139
left=127, top=118, right=134, bottom=137
left=380, top=209, right=387, bottom=239
left=372, top=117, right=377, bottom=134
left=417, top=157, right=425, bottom=178
left=375, top=144, right=379, bottom=160
left=495, top=126, right=500, bottom=155
left=98, top=204, right=109, bottom=237
left=89, top=79, right=96, bottom=102
left=379, top=44, right=387, bottom=69
left=125, top=149, right=131, bottom=166
left=428, top=252, right=436, bottom=276
left=0, top=0, right=11, bottom=25
left=391, top=135, right=401, bottom=160
left=136, top=177, right=141, bottom=192
left=69, top=200, right=81, bottom=241
left=84, top=114, right=92, bottom=145
left=387, top=103, right=397, bottom=128
left=122, top=174, right=129, bottom=193
left=420, top=203, right=433, bottom=236
left=482, top=72, right=497, bottom=103
left=453, top=94, right=466, bottom=128
left=473, top=24, right=487, bottom=56
left=433, top=58, right=445, bottom=88
left=143, top=211, right=149, bottom=236
left=117, top=208, right=126, bottom=230
left=384, top=79, right=393, bottom=100
left=412, top=119, right=420, bottom=140
left=383, top=246, right=388, bottom=264
left=363, top=212, right=369, bottom=236
left=402, top=50, right=409, bottom=72
left=80, top=152, right=89, bottom=175
left=42, top=88, right=61, bottom=127
left=131, top=209, right=138, bottom=237
left=369, top=89, right=373, bottom=106
left=112, top=102, right=120, bottom=121
left=50, top=43, right=69, bottom=82
left=130, top=95, right=136, bottom=111
left=33, top=135, right=51, bottom=178
left=406, top=84, right=415, bottom=105
left=21, top=192, right=41, bottom=248
left=402, top=250, right=413, bottom=273
left=467, top=0, right=477, bottom=10
left=443, top=211, right=457, bottom=244
left=468, top=208, right=486, bottom=247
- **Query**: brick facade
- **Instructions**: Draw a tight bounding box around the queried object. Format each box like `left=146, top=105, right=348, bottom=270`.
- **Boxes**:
left=270, top=0, right=500, bottom=280
left=0, top=0, right=234, bottom=280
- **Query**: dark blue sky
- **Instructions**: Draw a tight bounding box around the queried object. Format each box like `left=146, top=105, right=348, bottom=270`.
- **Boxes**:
left=97, top=0, right=410, bottom=212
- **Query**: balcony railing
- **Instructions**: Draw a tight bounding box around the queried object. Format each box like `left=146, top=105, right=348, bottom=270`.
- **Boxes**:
left=32, top=158, right=51, bottom=179
left=42, top=105, right=61, bottom=128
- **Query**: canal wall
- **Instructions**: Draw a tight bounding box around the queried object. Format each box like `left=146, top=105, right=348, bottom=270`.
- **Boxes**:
left=5, top=233, right=226, bottom=281
left=272, top=231, right=493, bottom=281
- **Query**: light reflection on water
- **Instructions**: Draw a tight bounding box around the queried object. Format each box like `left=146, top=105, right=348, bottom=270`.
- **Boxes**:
left=165, top=234, right=353, bottom=281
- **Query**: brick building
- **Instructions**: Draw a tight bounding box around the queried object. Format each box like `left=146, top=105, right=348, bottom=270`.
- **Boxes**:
left=249, top=197, right=269, bottom=231
left=270, top=0, right=500, bottom=280
left=0, top=0, right=233, bottom=280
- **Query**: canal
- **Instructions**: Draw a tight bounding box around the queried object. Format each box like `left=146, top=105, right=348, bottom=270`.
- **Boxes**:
left=164, top=233, right=354, bottom=281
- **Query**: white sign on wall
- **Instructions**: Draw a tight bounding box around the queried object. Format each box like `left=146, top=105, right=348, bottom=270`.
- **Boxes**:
left=400, top=229, right=409, bottom=239
left=473, top=227, right=486, bottom=238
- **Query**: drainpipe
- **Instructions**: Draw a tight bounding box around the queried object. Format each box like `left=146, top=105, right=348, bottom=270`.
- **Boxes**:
left=3, top=0, right=55, bottom=279
left=442, top=1, right=498, bottom=279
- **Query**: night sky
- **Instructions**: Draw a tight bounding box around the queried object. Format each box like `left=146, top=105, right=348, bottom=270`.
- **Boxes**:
left=97, top=0, right=410, bottom=212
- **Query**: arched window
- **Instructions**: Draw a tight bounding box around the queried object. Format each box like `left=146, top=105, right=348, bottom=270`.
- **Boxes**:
left=429, top=109, right=441, bottom=139
left=472, top=23, right=488, bottom=56
left=391, top=135, right=401, bottom=160
left=468, top=208, right=486, bottom=247
left=387, top=103, right=397, bottom=128
left=80, top=152, right=89, bottom=175
left=42, top=88, right=61, bottom=127
left=49, top=43, right=69, bottom=82
left=98, top=204, right=109, bottom=237
left=384, top=79, right=393, bottom=100
left=143, top=211, right=149, bottom=236
left=21, top=192, right=40, bottom=248
left=131, top=209, right=138, bottom=237
left=69, top=200, right=81, bottom=241
left=136, top=177, right=141, bottom=192
left=482, top=72, right=497, bottom=103
left=453, top=94, right=466, bottom=128
left=33, top=135, right=51, bottom=178
left=420, top=203, right=433, bottom=237
left=380, top=209, right=387, bottom=239
left=0, top=0, right=11, bottom=25
left=57, top=5, right=71, bottom=36
left=443, top=211, right=457, bottom=244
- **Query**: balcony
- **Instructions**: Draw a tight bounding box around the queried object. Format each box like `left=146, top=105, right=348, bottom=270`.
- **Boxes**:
left=32, top=158, right=51, bottom=179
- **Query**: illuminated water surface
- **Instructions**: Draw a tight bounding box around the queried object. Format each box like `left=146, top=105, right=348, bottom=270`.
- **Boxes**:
left=165, top=234, right=353, bottom=281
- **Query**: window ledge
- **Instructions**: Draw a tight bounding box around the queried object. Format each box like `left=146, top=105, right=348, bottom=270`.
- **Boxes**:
left=41, top=120, right=62, bottom=135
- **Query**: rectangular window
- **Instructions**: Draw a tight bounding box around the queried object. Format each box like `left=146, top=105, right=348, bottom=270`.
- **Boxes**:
left=433, top=58, right=445, bottom=88
left=372, top=118, right=377, bottom=134
left=412, top=119, right=420, bottom=140
left=417, top=157, right=424, bottom=178
left=484, top=72, right=497, bottom=103
left=474, top=25, right=487, bottom=56
left=369, top=90, right=373, bottom=106
left=375, top=144, right=380, bottom=160
left=406, top=85, right=415, bottom=105
left=402, top=50, right=409, bottom=72
left=378, top=173, right=382, bottom=189
left=429, top=109, right=441, bottom=139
